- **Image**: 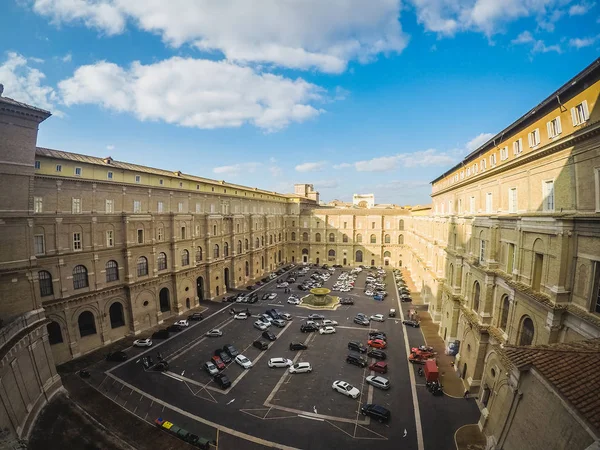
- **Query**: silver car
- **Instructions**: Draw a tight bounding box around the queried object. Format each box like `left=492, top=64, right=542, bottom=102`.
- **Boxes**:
left=366, top=375, right=390, bottom=390
left=203, top=361, right=219, bottom=376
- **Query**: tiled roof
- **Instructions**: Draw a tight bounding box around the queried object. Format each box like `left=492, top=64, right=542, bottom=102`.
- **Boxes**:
left=504, top=338, right=600, bottom=432
left=0, top=96, right=51, bottom=117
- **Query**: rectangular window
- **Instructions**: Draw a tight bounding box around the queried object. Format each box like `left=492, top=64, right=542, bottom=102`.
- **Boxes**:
left=458, top=198, right=463, bottom=214
left=133, top=200, right=142, bottom=213
left=105, top=199, right=114, bottom=213
left=571, top=100, right=590, bottom=126
left=371, top=222, right=375, bottom=229
left=107, top=171, right=113, bottom=179
left=210, top=204, right=215, bottom=213
left=178, top=202, right=183, bottom=213
left=507, top=243, right=515, bottom=274
left=513, top=139, right=523, bottom=156
left=35, top=160, right=41, bottom=169
left=56, top=164, right=62, bottom=172
left=157, top=227, right=164, bottom=241
left=480, top=239, right=486, bottom=264
left=196, top=184, right=200, bottom=190
left=593, top=262, right=600, bottom=314
left=528, top=129, right=540, bottom=148
left=73, top=232, right=82, bottom=251
left=470, top=196, right=475, bottom=214
left=34, top=235, right=45, bottom=255
left=343, top=222, right=347, bottom=228
left=106, top=230, right=114, bottom=247
left=508, top=188, right=517, bottom=213
left=135, top=175, right=141, bottom=183
left=490, top=154, right=497, bottom=167
left=137, top=229, right=144, bottom=244
left=543, top=180, right=555, bottom=211
left=486, top=193, right=493, bottom=213
left=181, top=227, right=186, bottom=239
left=547, top=116, right=562, bottom=138
left=481, top=159, right=487, bottom=171
left=532, top=253, right=543, bottom=291
left=196, top=203, right=201, bottom=213
left=159, top=179, right=164, bottom=185
left=157, top=201, right=164, bottom=213
left=466, top=167, right=471, bottom=176
left=34, top=196, right=43, bottom=213
left=500, top=147, right=508, bottom=161
left=72, top=198, right=81, bottom=214
left=74, top=167, right=82, bottom=176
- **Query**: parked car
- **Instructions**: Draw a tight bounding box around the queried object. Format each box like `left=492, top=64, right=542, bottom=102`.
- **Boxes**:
left=366, top=375, right=390, bottom=390
left=368, top=330, right=387, bottom=340
left=368, top=339, right=387, bottom=349
left=370, top=314, right=385, bottom=322
left=188, top=312, right=204, bottom=321
left=367, top=349, right=387, bottom=360
left=332, top=380, right=360, bottom=398
left=354, top=316, right=370, bottom=326
left=262, top=293, right=270, bottom=300
left=152, top=329, right=170, bottom=339
left=360, top=404, right=391, bottom=423
left=369, top=361, right=388, bottom=374
left=348, top=341, right=367, bottom=353
left=174, top=319, right=189, bottom=327
left=253, top=340, right=268, bottom=350
left=268, top=357, right=293, bottom=368
left=319, top=326, right=336, bottom=335
left=106, top=351, right=128, bottom=362
left=133, top=338, right=152, bottom=347
left=268, top=293, right=278, bottom=300
left=214, top=349, right=231, bottom=364
left=340, top=298, right=354, bottom=305
left=300, top=323, right=318, bottom=333
left=167, top=324, right=184, bottom=333
left=346, top=354, right=368, bottom=367
left=211, top=355, right=225, bottom=370
left=289, top=342, right=308, bottom=351
left=235, top=354, right=253, bottom=369
left=234, top=312, right=249, bottom=320
left=321, top=319, right=338, bottom=326
left=262, top=330, right=277, bottom=341
left=223, top=344, right=239, bottom=357
left=287, top=298, right=301, bottom=305
left=402, top=319, right=421, bottom=328
left=272, top=318, right=286, bottom=328
left=254, top=320, right=268, bottom=331
left=289, top=362, right=312, bottom=374
left=280, top=313, right=292, bottom=321
left=259, top=314, right=273, bottom=324
left=205, top=329, right=223, bottom=337
left=213, top=373, right=232, bottom=389
left=203, top=361, right=219, bottom=375
left=308, top=314, right=325, bottom=320
left=154, top=361, right=169, bottom=372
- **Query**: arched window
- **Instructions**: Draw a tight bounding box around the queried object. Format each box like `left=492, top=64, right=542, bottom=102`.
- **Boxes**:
left=245, top=261, right=249, bottom=276
left=195, top=248, right=202, bottom=263
left=399, top=234, right=404, bottom=245
left=328, top=249, right=336, bottom=257
left=370, top=234, right=376, bottom=244
left=109, top=302, right=125, bottom=328
left=136, top=257, right=148, bottom=276
left=155, top=252, right=166, bottom=271
left=47, top=321, right=63, bottom=344
left=356, top=234, right=363, bottom=243
left=519, top=317, right=535, bottom=346
left=399, top=219, right=404, bottom=230
left=384, top=234, right=390, bottom=244
left=448, top=263, right=454, bottom=286
left=278, top=233, right=281, bottom=242
left=384, top=251, right=391, bottom=257
left=302, top=248, right=309, bottom=255
left=39, top=270, right=54, bottom=296
left=500, top=295, right=510, bottom=330
left=214, top=244, right=220, bottom=258
left=269, top=235, right=273, bottom=245
left=315, top=233, right=321, bottom=242
left=302, top=232, right=309, bottom=241
left=261, top=236, right=264, bottom=246
left=106, top=260, right=119, bottom=282
left=473, top=281, right=481, bottom=312
left=291, top=232, right=296, bottom=241
left=342, top=234, right=348, bottom=243
left=78, top=311, right=96, bottom=337
left=355, top=250, right=363, bottom=263
left=73, top=265, right=89, bottom=289
left=255, top=238, right=260, bottom=248
left=245, top=239, right=249, bottom=250
left=181, top=249, right=190, bottom=266
left=237, top=240, right=242, bottom=254
left=329, top=233, right=335, bottom=242
left=224, top=242, right=229, bottom=257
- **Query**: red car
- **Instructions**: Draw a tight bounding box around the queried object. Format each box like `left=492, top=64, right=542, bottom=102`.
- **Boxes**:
left=369, top=361, right=388, bottom=374
left=211, top=355, right=226, bottom=370
left=368, top=339, right=387, bottom=349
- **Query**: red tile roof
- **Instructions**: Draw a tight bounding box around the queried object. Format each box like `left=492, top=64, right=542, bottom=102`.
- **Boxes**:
left=504, top=338, right=600, bottom=433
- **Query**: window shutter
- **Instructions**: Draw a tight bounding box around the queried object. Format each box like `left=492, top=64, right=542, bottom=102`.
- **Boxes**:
left=547, top=121, right=553, bottom=138
left=571, top=107, right=578, bottom=126
left=556, top=117, right=562, bottom=134
left=528, top=133, right=533, bottom=148
left=582, top=100, right=589, bottom=121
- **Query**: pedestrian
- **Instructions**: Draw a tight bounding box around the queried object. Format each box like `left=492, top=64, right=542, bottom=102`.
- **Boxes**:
left=464, top=389, right=469, bottom=399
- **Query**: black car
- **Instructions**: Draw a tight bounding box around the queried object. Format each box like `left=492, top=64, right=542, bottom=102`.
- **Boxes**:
left=348, top=341, right=367, bottom=353
left=300, top=323, right=318, bottom=333
left=308, top=314, right=325, bottom=320
left=368, top=330, right=387, bottom=340
left=262, top=293, right=270, bottom=300
left=214, top=349, right=232, bottom=363
left=367, top=349, right=387, bottom=360
left=152, top=329, right=170, bottom=339
left=253, top=340, right=268, bottom=350
left=167, top=324, right=184, bottom=332
left=266, top=309, right=279, bottom=319
left=289, top=342, right=308, bottom=351
left=247, top=296, right=258, bottom=304
left=246, top=285, right=254, bottom=290
left=213, top=373, right=232, bottom=389
left=261, top=277, right=269, bottom=283
left=402, top=319, right=420, bottom=328
left=354, top=316, right=370, bottom=326
left=188, top=312, right=204, bottom=321
left=401, top=295, right=412, bottom=303
left=262, top=330, right=277, bottom=341
left=346, top=353, right=368, bottom=367
left=223, top=344, right=239, bottom=357
left=360, top=404, right=390, bottom=423
left=340, top=298, right=354, bottom=305
left=154, top=361, right=169, bottom=372
left=106, top=351, right=128, bottom=362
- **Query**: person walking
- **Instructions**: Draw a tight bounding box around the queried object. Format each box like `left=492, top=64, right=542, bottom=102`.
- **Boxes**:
left=464, top=389, right=469, bottom=399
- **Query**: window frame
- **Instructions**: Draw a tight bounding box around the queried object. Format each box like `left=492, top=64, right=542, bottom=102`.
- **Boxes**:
left=133, top=200, right=142, bottom=213
left=571, top=100, right=590, bottom=126
left=508, top=187, right=517, bottom=213
left=34, top=234, right=45, bottom=255
left=105, top=199, right=114, bottom=213
left=34, top=160, right=41, bottom=169
left=137, top=256, right=149, bottom=277
left=513, top=139, right=523, bottom=156
left=73, top=232, right=82, bottom=251
left=107, top=171, right=113, bottom=180
left=106, top=230, right=114, bottom=247
left=74, top=167, right=82, bottom=177
left=135, top=175, right=141, bottom=184
left=56, top=164, right=62, bottom=172
left=34, top=196, right=43, bottom=213
left=39, top=270, right=54, bottom=297
left=72, top=197, right=81, bottom=214
left=528, top=129, right=540, bottom=148
left=106, top=260, right=119, bottom=282
left=542, top=180, right=555, bottom=212
left=485, top=193, right=493, bottom=213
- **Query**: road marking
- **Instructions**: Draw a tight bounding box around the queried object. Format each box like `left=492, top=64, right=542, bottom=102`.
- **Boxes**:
left=298, top=415, right=324, bottom=422
left=162, top=372, right=184, bottom=382
left=227, top=399, right=235, bottom=405
left=313, top=406, right=317, bottom=414
left=403, top=429, right=408, bottom=437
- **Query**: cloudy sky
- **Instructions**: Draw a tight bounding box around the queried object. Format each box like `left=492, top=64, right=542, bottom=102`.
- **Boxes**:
left=1, top=1, right=598, bottom=205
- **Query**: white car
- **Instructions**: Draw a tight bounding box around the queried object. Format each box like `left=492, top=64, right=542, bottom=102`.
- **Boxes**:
left=332, top=380, right=360, bottom=399
left=277, top=282, right=289, bottom=288
left=370, top=314, right=385, bottom=322
left=174, top=319, right=189, bottom=327
left=366, top=375, right=391, bottom=390
left=365, top=290, right=374, bottom=296
left=287, top=298, right=301, bottom=305
left=268, top=357, right=293, bottom=368
left=235, top=354, right=253, bottom=369
left=254, top=321, right=268, bottom=331
left=205, top=329, right=223, bottom=337
left=321, top=319, right=338, bottom=326
left=234, top=312, right=249, bottom=320
left=280, top=313, right=293, bottom=321
left=289, top=362, right=312, bottom=374
left=319, top=326, right=336, bottom=335
left=133, top=338, right=152, bottom=347
left=259, top=314, right=273, bottom=324
left=268, top=293, right=278, bottom=300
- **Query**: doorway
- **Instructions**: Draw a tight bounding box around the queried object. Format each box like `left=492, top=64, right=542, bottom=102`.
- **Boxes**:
left=532, top=253, right=543, bottom=291
left=462, top=363, right=468, bottom=379
left=371, top=259, right=375, bottom=266
left=316, top=258, right=320, bottom=264
left=302, top=255, right=308, bottom=263
left=159, top=288, right=170, bottom=312
left=224, top=268, right=230, bottom=290
left=343, top=258, right=347, bottom=265
left=196, top=277, right=204, bottom=302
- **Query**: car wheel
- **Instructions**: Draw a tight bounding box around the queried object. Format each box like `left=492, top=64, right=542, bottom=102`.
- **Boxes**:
left=308, top=369, right=312, bottom=373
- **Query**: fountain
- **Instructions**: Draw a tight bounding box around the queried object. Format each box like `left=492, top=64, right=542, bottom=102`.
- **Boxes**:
left=299, top=287, right=340, bottom=310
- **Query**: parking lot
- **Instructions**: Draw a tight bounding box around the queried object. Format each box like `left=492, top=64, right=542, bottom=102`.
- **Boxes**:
left=83, top=268, right=432, bottom=449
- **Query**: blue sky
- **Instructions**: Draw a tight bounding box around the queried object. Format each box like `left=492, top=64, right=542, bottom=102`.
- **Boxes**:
left=1, top=1, right=598, bottom=205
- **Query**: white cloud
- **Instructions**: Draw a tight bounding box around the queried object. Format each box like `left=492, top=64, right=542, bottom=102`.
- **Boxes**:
left=312, top=180, right=339, bottom=189
left=0, top=52, right=60, bottom=113
left=569, top=2, right=596, bottom=16
left=62, top=53, right=72, bottom=62
left=58, top=57, right=325, bottom=131
left=466, top=132, right=494, bottom=152
left=295, top=161, right=327, bottom=172
left=213, top=162, right=262, bottom=176
left=569, top=36, right=598, bottom=48
left=32, top=0, right=408, bottom=73
left=106, top=144, right=115, bottom=150
left=355, top=155, right=403, bottom=172
left=336, top=149, right=458, bottom=173
left=512, top=31, right=534, bottom=44
left=511, top=31, right=561, bottom=53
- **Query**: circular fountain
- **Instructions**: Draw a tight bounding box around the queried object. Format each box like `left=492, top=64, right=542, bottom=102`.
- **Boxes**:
left=299, top=287, right=340, bottom=310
